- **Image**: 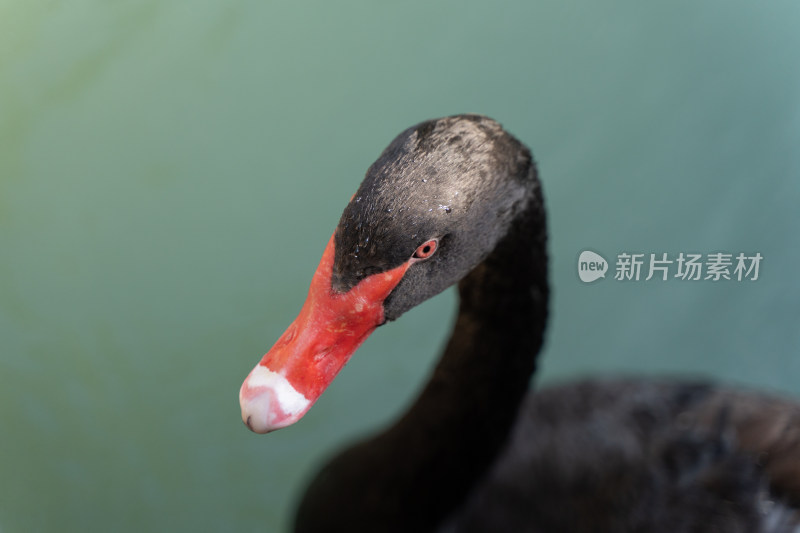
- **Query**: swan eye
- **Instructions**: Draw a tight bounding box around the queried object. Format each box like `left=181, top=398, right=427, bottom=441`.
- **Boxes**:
left=412, top=239, right=438, bottom=260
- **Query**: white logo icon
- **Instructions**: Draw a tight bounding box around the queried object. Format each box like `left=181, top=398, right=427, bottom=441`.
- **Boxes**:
left=578, top=250, right=608, bottom=283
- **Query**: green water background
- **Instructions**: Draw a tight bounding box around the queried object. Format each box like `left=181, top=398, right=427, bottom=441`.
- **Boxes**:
left=2, top=1, right=799, bottom=531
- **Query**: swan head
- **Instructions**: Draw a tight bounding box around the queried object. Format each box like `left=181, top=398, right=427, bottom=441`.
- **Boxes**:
left=240, top=114, right=538, bottom=433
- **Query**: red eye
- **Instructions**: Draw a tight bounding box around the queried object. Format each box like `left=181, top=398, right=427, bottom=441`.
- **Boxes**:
left=413, top=239, right=438, bottom=260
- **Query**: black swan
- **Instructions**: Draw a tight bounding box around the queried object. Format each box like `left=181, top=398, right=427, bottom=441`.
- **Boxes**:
left=239, top=115, right=800, bottom=532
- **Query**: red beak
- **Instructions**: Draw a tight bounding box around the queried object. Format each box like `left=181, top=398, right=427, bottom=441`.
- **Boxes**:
left=239, top=234, right=411, bottom=433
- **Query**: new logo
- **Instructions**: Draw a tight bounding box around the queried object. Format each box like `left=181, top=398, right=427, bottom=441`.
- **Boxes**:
left=578, top=250, right=608, bottom=283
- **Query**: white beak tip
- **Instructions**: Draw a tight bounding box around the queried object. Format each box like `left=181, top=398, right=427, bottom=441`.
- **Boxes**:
left=239, top=365, right=312, bottom=434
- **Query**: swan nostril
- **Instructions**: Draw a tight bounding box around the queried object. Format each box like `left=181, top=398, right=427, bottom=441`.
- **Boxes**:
left=313, top=346, right=334, bottom=363
left=274, top=326, right=297, bottom=349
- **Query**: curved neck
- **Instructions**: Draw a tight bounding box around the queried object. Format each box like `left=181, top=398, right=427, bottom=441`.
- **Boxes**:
left=295, top=183, right=549, bottom=533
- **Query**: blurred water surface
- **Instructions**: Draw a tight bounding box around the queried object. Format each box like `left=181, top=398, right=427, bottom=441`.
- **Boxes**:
left=2, top=1, right=799, bottom=531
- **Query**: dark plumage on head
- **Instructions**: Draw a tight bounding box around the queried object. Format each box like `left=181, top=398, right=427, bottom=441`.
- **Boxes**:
left=332, top=114, right=537, bottom=321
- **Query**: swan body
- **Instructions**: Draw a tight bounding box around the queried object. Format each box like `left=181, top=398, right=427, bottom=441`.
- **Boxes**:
left=239, top=115, right=800, bottom=532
